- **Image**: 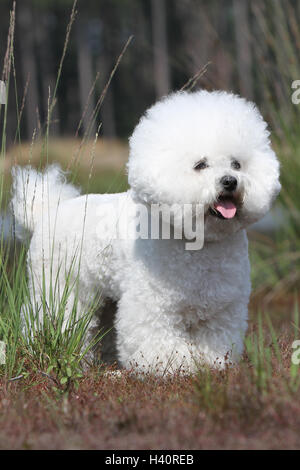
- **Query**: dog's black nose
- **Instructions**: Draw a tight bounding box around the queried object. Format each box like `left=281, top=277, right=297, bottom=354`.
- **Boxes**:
left=220, top=175, right=237, bottom=192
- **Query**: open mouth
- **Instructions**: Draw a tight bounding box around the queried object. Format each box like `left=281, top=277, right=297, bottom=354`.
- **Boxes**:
left=209, top=194, right=238, bottom=220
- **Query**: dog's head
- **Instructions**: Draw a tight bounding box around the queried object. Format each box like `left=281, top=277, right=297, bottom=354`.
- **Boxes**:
left=127, top=90, right=281, bottom=242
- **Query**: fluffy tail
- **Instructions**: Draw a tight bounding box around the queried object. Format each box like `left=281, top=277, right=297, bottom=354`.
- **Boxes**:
left=11, top=165, right=80, bottom=235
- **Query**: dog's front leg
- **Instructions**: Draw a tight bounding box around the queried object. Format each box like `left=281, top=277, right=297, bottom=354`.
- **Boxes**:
left=114, top=292, right=201, bottom=375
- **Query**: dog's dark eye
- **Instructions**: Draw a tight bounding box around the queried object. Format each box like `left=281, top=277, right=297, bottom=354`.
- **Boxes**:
left=194, top=159, right=208, bottom=171
left=231, top=159, right=241, bottom=170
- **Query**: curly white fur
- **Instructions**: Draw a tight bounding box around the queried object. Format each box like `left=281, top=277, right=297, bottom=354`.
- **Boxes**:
left=11, top=90, right=281, bottom=375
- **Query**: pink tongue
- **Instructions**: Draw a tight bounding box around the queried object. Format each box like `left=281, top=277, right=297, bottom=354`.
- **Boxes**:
left=214, top=200, right=237, bottom=219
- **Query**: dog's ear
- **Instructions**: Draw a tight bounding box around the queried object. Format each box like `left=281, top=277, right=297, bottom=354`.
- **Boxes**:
left=241, top=147, right=281, bottom=225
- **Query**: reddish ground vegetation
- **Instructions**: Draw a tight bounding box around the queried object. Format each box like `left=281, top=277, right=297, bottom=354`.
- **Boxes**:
left=1, top=328, right=300, bottom=450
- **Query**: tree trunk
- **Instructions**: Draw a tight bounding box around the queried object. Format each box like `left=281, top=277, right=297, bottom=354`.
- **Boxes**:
left=97, top=53, right=116, bottom=138
left=17, top=0, right=39, bottom=140
left=34, top=10, right=59, bottom=136
left=233, top=0, right=253, bottom=99
left=151, top=0, right=170, bottom=98
left=76, top=19, right=96, bottom=138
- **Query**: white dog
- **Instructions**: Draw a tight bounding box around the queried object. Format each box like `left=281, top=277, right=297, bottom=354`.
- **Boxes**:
left=11, top=90, right=281, bottom=375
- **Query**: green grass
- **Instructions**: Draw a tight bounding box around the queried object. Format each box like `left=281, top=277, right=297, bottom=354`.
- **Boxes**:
left=0, top=0, right=107, bottom=393
left=0, top=239, right=103, bottom=393
left=248, top=0, right=300, bottom=298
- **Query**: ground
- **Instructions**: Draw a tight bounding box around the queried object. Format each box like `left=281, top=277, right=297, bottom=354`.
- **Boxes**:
left=0, top=299, right=299, bottom=450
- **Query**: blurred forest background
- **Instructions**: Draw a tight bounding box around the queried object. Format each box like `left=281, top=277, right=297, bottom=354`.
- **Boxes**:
left=0, top=0, right=300, bottom=299
left=0, top=0, right=298, bottom=141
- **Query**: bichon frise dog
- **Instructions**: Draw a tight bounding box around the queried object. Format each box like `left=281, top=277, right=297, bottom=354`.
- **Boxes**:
left=11, top=90, right=281, bottom=375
